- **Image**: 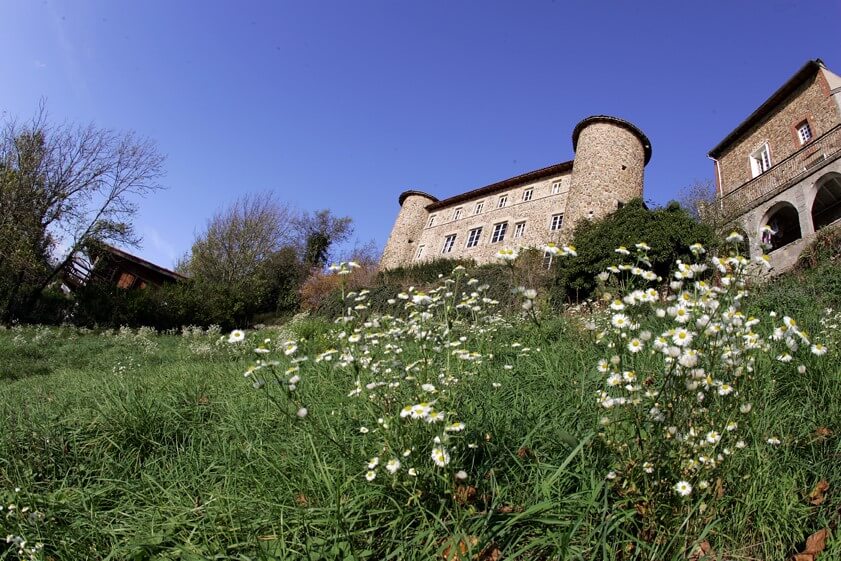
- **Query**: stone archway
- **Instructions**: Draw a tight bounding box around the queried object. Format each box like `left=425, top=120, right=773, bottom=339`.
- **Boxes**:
left=811, top=172, right=841, bottom=231
left=761, top=202, right=802, bottom=251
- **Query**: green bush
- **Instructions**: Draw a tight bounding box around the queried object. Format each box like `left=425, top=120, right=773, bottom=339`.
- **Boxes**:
left=550, top=198, right=717, bottom=304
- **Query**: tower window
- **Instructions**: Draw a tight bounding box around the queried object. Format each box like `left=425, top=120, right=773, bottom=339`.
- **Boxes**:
left=551, top=180, right=564, bottom=195
left=427, top=214, right=437, bottom=228
left=415, top=245, right=425, bottom=260
left=442, top=234, right=457, bottom=254
left=466, top=227, right=482, bottom=248
left=491, top=222, right=508, bottom=243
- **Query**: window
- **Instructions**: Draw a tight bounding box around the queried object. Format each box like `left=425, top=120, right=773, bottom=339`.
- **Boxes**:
left=498, top=195, right=508, bottom=209
left=513, top=221, right=526, bottom=238
left=491, top=222, right=508, bottom=243
left=797, top=121, right=813, bottom=145
left=550, top=214, right=564, bottom=231
left=466, top=227, right=482, bottom=248
left=749, top=144, right=772, bottom=177
left=543, top=251, right=554, bottom=269
left=551, top=180, right=564, bottom=194
left=427, top=214, right=437, bottom=228
left=522, top=188, right=533, bottom=202
left=117, top=272, right=136, bottom=289
left=474, top=202, right=484, bottom=214
left=415, top=245, right=425, bottom=260
left=452, top=207, right=463, bottom=220
left=442, top=234, right=457, bottom=254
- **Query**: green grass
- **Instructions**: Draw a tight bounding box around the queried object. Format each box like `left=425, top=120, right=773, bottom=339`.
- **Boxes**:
left=0, top=262, right=840, bottom=560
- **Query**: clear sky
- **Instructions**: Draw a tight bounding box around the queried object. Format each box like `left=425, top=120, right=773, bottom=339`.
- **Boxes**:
left=2, top=1, right=840, bottom=267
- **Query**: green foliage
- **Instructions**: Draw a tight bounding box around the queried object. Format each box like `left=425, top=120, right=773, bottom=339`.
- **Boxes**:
left=551, top=198, right=717, bottom=303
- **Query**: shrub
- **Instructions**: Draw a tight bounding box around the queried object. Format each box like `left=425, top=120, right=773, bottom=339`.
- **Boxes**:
left=550, top=199, right=717, bottom=304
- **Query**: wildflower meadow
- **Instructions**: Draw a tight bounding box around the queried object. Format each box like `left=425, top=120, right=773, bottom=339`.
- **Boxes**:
left=0, top=241, right=839, bottom=560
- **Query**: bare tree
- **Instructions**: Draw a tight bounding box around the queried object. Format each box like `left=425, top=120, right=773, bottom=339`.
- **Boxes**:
left=0, top=102, right=166, bottom=319
left=677, top=179, right=720, bottom=228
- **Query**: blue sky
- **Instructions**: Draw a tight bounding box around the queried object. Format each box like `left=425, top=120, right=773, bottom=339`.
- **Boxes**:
left=2, top=1, right=839, bottom=267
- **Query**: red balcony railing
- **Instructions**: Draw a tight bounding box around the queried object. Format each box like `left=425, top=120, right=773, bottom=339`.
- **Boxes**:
left=719, top=124, right=841, bottom=219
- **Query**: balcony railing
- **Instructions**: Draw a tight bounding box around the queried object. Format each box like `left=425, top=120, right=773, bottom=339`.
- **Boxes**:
left=719, top=124, right=841, bottom=219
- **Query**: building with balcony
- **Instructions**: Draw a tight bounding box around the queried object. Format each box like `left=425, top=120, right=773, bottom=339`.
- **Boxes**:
left=709, top=59, right=841, bottom=271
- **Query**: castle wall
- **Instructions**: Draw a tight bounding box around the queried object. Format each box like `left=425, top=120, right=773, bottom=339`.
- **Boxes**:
left=564, top=119, right=647, bottom=231
left=411, top=173, right=571, bottom=265
left=716, top=73, right=841, bottom=196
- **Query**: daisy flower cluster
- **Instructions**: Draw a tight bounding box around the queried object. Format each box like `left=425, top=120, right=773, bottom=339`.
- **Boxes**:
left=592, top=237, right=827, bottom=503
left=234, top=264, right=515, bottom=498
left=2, top=488, right=45, bottom=561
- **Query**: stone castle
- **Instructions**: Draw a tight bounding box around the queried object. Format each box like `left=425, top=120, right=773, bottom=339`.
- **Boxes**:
left=381, top=59, right=841, bottom=273
left=380, top=115, right=651, bottom=270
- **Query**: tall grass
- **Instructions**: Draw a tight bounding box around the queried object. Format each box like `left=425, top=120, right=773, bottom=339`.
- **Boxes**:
left=0, top=258, right=839, bottom=560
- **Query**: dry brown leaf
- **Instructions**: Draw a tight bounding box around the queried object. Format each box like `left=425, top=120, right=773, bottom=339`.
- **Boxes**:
left=793, top=528, right=829, bottom=561
left=442, top=536, right=479, bottom=561
left=478, top=544, right=502, bottom=561
left=294, top=493, right=309, bottom=506
left=809, top=480, right=829, bottom=506
left=688, top=539, right=713, bottom=561
left=815, top=427, right=833, bottom=439
left=715, top=477, right=725, bottom=499
left=454, top=485, right=478, bottom=505
left=517, top=447, right=533, bottom=460
left=196, top=395, right=210, bottom=405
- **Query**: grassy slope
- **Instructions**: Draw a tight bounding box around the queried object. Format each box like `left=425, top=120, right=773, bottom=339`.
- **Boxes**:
left=0, top=262, right=839, bottom=560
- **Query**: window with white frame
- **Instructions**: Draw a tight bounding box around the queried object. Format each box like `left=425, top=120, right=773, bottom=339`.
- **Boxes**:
left=491, top=222, right=507, bottom=243
left=415, top=245, right=425, bottom=260
left=441, top=234, right=457, bottom=254
left=513, top=221, right=526, bottom=238
left=550, top=213, right=564, bottom=231
left=749, top=144, right=772, bottom=177
left=466, top=227, right=482, bottom=248
left=551, top=180, right=564, bottom=194
left=474, top=201, right=484, bottom=214
left=543, top=251, right=554, bottom=269
left=452, top=207, right=463, bottom=220
left=427, top=214, right=437, bottom=228
left=498, top=195, right=508, bottom=209
left=522, top=188, right=533, bottom=202
left=797, top=121, right=812, bottom=145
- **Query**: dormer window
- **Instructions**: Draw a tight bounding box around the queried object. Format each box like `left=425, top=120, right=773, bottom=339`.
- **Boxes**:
left=797, top=121, right=813, bottom=145
left=749, top=144, right=772, bottom=178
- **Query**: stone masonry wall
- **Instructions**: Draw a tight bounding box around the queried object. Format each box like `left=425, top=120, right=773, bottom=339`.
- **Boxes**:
left=380, top=193, right=435, bottom=270
left=717, top=72, right=841, bottom=196
left=410, top=173, right=571, bottom=266
left=564, top=121, right=645, bottom=232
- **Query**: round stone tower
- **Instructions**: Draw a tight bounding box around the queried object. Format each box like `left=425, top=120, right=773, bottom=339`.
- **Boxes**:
left=380, top=190, right=438, bottom=270
left=565, top=115, right=652, bottom=232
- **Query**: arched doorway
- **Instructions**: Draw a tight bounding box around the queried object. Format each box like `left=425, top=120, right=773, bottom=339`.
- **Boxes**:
left=761, top=202, right=802, bottom=251
left=811, top=173, right=841, bottom=231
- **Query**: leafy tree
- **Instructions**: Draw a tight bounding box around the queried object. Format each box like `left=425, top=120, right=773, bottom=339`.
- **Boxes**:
left=0, top=103, right=165, bottom=321
left=294, top=209, right=354, bottom=268
left=181, top=192, right=302, bottom=325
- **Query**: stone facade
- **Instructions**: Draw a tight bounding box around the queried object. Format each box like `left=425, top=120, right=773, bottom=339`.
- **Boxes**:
left=709, top=59, right=841, bottom=274
left=380, top=116, right=651, bottom=270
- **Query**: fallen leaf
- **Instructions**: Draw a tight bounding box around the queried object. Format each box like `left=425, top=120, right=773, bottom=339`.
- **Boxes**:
left=517, top=447, right=533, bottom=460
left=815, top=427, right=832, bottom=439
left=294, top=493, right=309, bottom=506
left=688, top=539, right=713, bottom=561
left=442, top=535, right=479, bottom=561
left=809, top=480, right=829, bottom=506
left=793, top=528, right=829, bottom=561
left=454, top=485, right=477, bottom=505
left=478, top=544, right=501, bottom=561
